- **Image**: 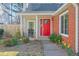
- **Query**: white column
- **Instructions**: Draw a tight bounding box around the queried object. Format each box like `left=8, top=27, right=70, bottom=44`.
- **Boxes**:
left=23, top=15, right=27, bottom=36
left=38, top=18, right=40, bottom=37
left=50, top=17, right=53, bottom=34
left=36, top=16, right=38, bottom=39
left=20, top=15, right=23, bottom=36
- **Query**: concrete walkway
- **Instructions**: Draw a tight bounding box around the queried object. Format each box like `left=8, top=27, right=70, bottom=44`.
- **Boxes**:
left=41, top=40, right=67, bottom=56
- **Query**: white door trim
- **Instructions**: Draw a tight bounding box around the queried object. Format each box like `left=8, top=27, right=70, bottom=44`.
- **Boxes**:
left=39, top=19, right=51, bottom=37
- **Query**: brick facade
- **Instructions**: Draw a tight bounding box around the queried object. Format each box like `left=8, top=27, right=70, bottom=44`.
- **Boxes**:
left=53, top=4, right=76, bottom=52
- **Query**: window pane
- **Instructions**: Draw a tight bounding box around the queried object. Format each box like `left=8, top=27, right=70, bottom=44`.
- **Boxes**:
left=61, top=16, right=64, bottom=33
left=65, top=14, right=68, bottom=34
left=44, top=19, right=49, bottom=24
left=60, top=12, right=68, bottom=35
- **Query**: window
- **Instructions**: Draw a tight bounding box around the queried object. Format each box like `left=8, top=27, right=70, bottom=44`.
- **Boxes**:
left=44, top=19, right=49, bottom=24
left=43, top=19, right=49, bottom=24
left=60, top=11, right=68, bottom=36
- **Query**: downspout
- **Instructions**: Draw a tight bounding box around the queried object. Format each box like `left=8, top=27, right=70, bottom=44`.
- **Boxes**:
left=74, top=4, right=78, bottom=53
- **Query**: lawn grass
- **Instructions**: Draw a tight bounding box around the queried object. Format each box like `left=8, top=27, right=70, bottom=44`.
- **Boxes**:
left=0, top=51, right=19, bottom=56
left=0, top=39, right=4, bottom=45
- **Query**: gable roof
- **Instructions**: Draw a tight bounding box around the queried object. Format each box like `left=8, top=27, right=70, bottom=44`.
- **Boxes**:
left=28, top=3, right=63, bottom=11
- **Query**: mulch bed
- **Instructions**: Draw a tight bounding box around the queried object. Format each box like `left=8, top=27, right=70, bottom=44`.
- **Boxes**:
left=0, top=40, right=44, bottom=56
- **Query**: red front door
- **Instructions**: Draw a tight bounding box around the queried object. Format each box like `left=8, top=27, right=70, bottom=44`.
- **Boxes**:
left=40, top=19, right=50, bottom=36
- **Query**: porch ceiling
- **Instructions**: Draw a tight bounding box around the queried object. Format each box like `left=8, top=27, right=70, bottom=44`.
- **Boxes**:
left=24, top=15, right=36, bottom=20
left=23, top=15, right=52, bottom=21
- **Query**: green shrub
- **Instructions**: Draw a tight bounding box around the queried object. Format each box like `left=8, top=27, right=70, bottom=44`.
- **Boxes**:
left=61, top=43, right=69, bottom=49
left=15, top=30, right=21, bottom=39
left=66, top=48, right=74, bottom=56
left=61, top=43, right=65, bottom=49
left=4, top=37, right=18, bottom=47
left=21, top=36, right=29, bottom=43
left=61, top=43, right=74, bottom=56
left=0, top=29, right=4, bottom=38
left=0, top=39, right=4, bottom=45
left=65, top=43, right=69, bottom=48
left=11, top=37, right=18, bottom=45
left=49, top=33, right=57, bottom=42
left=4, top=39, right=12, bottom=46
left=56, top=35, right=62, bottom=44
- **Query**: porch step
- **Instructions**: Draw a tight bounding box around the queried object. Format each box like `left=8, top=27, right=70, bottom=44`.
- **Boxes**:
left=38, top=37, right=49, bottom=40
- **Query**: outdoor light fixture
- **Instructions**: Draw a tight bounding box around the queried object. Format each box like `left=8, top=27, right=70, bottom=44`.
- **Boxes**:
left=52, top=17, right=54, bottom=22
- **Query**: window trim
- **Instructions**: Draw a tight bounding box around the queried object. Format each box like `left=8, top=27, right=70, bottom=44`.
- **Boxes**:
left=59, top=10, right=68, bottom=37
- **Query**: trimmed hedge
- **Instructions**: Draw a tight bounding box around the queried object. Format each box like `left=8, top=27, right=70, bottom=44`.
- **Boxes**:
left=21, top=36, right=29, bottom=43
left=4, top=37, right=18, bottom=47
left=56, top=35, right=62, bottom=44
left=49, top=33, right=57, bottom=42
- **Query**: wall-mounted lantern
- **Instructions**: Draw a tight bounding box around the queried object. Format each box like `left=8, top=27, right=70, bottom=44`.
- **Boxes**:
left=52, top=17, right=54, bottom=22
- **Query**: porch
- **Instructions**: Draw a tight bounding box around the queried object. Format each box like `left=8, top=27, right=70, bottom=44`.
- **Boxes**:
left=18, top=11, right=53, bottom=40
